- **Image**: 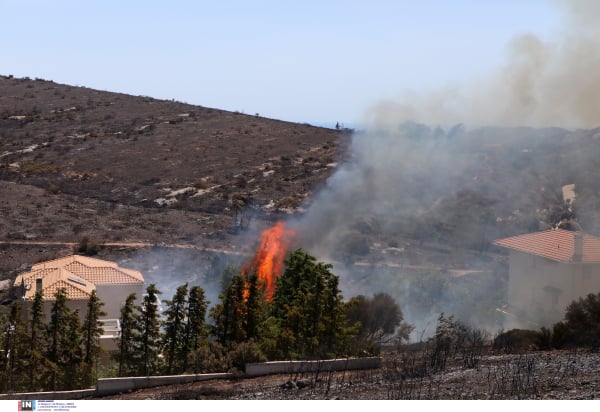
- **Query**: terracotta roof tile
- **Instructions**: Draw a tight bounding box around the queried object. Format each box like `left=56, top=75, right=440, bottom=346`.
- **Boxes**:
left=15, top=268, right=94, bottom=300
left=494, top=229, right=600, bottom=263
left=64, top=262, right=144, bottom=284
left=30, top=255, right=144, bottom=284
left=14, top=255, right=144, bottom=301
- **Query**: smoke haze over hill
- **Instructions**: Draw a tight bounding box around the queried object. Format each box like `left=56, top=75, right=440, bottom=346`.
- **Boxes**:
left=282, top=0, right=600, bottom=336
left=365, top=0, right=600, bottom=130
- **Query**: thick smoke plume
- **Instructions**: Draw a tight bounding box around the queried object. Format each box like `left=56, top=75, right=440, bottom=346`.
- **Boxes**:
left=288, top=0, right=600, bottom=337
left=366, top=0, right=600, bottom=129
left=290, top=126, right=492, bottom=336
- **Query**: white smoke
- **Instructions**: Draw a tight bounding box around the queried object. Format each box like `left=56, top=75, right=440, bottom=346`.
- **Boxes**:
left=364, top=0, right=600, bottom=130
left=287, top=0, right=600, bottom=338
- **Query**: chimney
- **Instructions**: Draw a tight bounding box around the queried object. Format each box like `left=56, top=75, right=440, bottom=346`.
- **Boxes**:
left=573, top=233, right=583, bottom=262
left=35, top=278, right=42, bottom=293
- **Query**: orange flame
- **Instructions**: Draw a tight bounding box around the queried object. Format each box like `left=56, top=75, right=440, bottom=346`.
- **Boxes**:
left=243, top=221, right=296, bottom=301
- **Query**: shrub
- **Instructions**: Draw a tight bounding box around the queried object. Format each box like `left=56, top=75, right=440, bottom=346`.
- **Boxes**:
left=345, top=293, right=413, bottom=352
left=187, top=342, right=230, bottom=373
left=558, top=292, right=600, bottom=350
left=337, top=232, right=370, bottom=260
left=228, top=340, right=267, bottom=373
left=19, top=162, right=60, bottom=174
left=493, top=329, right=540, bottom=353
left=536, top=327, right=553, bottom=350
left=47, top=183, right=60, bottom=195
left=76, top=236, right=102, bottom=256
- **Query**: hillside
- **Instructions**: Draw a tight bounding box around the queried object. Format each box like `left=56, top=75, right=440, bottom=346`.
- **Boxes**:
left=3, top=75, right=600, bottom=334
left=0, top=75, right=348, bottom=286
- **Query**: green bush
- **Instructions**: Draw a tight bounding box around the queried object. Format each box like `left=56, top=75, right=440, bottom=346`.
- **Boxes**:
left=558, top=292, right=600, bottom=350
left=187, top=342, right=230, bottom=373
left=228, top=340, right=267, bottom=373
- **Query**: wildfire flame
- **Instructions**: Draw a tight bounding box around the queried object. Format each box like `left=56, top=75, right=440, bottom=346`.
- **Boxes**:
left=242, top=221, right=296, bottom=301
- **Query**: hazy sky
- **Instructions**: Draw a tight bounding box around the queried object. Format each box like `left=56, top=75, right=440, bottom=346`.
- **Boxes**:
left=2, top=0, right=563, bottom=127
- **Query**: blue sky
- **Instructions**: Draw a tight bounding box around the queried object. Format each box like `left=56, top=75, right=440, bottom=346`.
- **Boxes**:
left=2, top=1, right=563, bottom=127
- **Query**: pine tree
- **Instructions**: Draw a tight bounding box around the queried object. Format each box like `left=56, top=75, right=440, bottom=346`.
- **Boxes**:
left=244, top=272, right=267, bottom=341
left=117, top=293, right=138, bottom=377
left=320, top=268, right=346, bottom=356
left=82, top=290, right=106, bottom=387
left=271, top=249, right=348, bottom=359
left=162, top=283, right=188, bottom=374
left=271, top=249, right=316, bottom=358
left=210, top=274, right=246, bottom=347
left=135, top=284, right=162, bottom=376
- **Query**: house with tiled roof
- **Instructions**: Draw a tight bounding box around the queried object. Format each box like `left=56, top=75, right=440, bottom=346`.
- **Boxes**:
left=15, top=255, right=145, bottom=322
left=494, top=228, right=600, bottom=329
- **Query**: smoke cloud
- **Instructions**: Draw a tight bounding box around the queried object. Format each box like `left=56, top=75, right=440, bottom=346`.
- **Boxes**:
left=116, top=1, right=600, bottom=339
left=287, top=0, right=600, bottom=337
left=365, top=0, right=600, bottom=130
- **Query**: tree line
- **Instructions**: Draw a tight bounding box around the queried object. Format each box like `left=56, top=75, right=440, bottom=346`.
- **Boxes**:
left=0, top=288, right=105, bottom=392
left=0, top=249, right=411, bottom=393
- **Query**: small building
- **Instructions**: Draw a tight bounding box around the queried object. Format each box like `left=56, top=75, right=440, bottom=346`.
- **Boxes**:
left=494, top=228, right=600, bottom=329
left=14, top=255, right=145, bottom=346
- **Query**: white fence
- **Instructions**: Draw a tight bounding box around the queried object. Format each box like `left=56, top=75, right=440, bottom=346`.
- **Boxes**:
left=245, top=357, right=381, bottom=377
left=1, top=357, right=381, bottom=399
left=96, top=372, right=233, bottom=396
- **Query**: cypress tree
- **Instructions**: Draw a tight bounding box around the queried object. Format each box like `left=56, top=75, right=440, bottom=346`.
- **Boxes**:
left=183, top=286, right=208, bottom=371
left=162, top=283, right=188, bottom=374
left=82, top=290, right=106, bottom=386
left=46, top=288, right=70, bottom=390
left=44, top=288, right=84, bottom=390
left=2, top=301, right=28, bottom=391
left=28, top=290, right=47, bottom=391
left=61, top=310, right=83, bottom=390
left=135, top=284, right=162, bottom=376
left=117, top=293, right=138, bottom=377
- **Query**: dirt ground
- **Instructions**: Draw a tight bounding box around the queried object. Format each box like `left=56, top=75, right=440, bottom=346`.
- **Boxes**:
left=89, top=349, right=600, bottom=400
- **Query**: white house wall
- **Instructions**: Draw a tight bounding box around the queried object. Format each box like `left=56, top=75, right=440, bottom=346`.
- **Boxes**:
left=507, top=250, right=600, bottom=329
left=95, top=283, right=144, bottom=319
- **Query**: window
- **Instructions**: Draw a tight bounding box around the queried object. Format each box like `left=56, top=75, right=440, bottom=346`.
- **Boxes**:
left=543, top=285, right=562, bottom=307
